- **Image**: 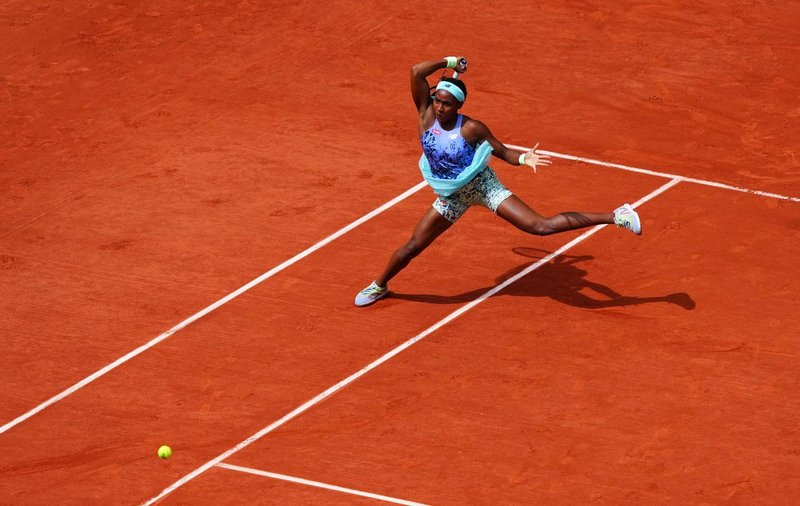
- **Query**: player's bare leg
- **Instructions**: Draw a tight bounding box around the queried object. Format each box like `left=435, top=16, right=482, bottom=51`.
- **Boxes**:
left=496, top=195, right=614, bottom=235
left=376, top=207, right=452, bottom=286
left=355, top=207, right=452, bottom=306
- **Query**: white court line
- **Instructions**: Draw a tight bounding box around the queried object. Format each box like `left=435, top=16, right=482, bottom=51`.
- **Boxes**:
left=216, top=463, right=429, bottom=506
left=0, top=181, right=427, bottom=436
left=507, top=144, right=800, bottom=203
left=3, top=144, right=794, bottom=437
left=141, top=178, right=682, bottom=505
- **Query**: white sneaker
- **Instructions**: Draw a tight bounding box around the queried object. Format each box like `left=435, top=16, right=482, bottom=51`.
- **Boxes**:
left=354, top=281, right=389, bottom=307
left=614, top=203, right=642, bottom=235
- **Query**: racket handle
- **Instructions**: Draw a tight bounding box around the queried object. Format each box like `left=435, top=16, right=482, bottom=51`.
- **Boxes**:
left=453, top=57, right=468, bottom=79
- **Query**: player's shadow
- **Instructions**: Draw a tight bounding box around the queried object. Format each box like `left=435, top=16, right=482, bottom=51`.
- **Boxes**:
left=391, top=247, right=696, bottom=310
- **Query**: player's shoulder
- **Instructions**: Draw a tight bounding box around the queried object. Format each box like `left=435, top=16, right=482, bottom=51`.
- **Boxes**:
left=461, top=115, right=489, bottom=134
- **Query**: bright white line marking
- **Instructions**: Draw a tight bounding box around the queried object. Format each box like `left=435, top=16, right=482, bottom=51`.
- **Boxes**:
left=4, top=145, right=794, bottom=435
left=507, top=144, right=800, bottom=202
left=216, top=463, right=429, bottom=505
left=0, top=181, right=427, bottom=436
left=141, top=178, right=681, bottom=505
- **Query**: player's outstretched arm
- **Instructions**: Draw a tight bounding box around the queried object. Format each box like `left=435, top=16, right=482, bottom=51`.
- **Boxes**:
left=469, top=121, right=552, bottom=172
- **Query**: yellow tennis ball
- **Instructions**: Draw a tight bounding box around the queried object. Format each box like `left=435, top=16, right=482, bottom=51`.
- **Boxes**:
left=157, top=445, right=172, bottom=459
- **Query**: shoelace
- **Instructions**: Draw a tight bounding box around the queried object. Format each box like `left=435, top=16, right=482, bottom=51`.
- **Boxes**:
left=363, top=284, right=385, bottom=295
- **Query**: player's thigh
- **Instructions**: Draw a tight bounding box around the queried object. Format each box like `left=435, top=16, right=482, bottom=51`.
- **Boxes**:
left=496, top=195, right=546, bottom=232
left=411, top=206, right=453, bottom=247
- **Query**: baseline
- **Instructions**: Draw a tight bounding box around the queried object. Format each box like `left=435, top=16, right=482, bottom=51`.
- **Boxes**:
left=216, top=463, right=428, bottom=506
left=141, top=178, right=682, bottom=505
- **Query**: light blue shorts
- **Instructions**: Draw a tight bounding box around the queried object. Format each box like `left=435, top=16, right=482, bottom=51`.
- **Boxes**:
left=432, top=167, right=513, bottom=223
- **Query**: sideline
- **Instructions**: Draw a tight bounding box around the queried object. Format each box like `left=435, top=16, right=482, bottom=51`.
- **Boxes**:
left=0, top=182, right=427, bottom=435
left=141, top=178, right=682, bottom=504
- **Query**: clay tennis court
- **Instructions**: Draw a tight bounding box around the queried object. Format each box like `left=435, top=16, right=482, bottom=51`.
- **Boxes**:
left=2, top=1, right=799, bottom=504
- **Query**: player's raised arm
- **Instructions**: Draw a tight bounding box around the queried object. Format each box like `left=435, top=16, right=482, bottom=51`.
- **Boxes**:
left=410, top=57, right=466, bottom=115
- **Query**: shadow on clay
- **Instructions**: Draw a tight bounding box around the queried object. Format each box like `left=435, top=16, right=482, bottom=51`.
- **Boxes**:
left=390, top=246, right=696, bottom=310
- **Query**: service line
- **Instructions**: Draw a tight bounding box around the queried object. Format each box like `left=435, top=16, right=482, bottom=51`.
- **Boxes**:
left=141, top=178, right=682, bottom=505
left=216, top=463, right=429, bottom=505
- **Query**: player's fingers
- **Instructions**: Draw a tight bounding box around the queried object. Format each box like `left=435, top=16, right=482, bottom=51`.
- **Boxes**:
left=532, top=142, right=540, bottom=152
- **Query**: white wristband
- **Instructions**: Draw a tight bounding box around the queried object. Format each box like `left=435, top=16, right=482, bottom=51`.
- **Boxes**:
left=444, top=56, right=457, bottom=69
left=519, top=153, right=527, bottom=166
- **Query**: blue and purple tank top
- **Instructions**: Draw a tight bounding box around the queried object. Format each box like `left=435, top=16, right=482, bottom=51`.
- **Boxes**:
left=418, top=114, right=495, bottom=197
left=420, top=115, right=476, bottom=179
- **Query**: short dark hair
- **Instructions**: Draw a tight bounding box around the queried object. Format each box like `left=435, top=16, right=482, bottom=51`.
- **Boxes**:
left=440, top=77, right=467, bottom=101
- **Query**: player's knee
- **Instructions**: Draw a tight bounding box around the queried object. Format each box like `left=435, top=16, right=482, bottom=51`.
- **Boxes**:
left=525, top=219, right=554, bottom=236
left=400, top=239, right=423, bottom=258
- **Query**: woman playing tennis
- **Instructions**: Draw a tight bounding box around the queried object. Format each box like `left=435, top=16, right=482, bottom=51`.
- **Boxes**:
left=355, top=55, right=641, bottom=307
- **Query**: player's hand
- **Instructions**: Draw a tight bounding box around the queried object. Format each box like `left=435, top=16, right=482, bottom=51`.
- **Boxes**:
left=454, top=56, right=468, bottom=74
left=523, top=143, right=552, bottom=173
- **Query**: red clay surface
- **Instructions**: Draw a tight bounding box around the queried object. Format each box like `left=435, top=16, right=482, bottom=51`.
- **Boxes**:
left=1, top=1, right=798, bottom=504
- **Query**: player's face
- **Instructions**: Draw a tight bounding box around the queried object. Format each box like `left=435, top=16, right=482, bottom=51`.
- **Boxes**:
left=432, top=90, right=461, bottom=123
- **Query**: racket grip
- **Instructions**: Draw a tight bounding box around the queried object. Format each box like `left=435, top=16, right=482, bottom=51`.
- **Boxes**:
left=453, top=57, right=468, bottom=79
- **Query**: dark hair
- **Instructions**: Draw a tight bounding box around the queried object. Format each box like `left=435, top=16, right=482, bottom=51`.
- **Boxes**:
left=440, top=77, right=467, bottom=101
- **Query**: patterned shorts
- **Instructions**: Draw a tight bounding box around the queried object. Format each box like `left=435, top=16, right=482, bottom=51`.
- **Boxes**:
left=432, top=167, right=513, bottom=223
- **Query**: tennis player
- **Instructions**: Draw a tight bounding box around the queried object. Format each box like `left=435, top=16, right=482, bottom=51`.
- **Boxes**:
left=355, top=56, right=641, bottom=307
